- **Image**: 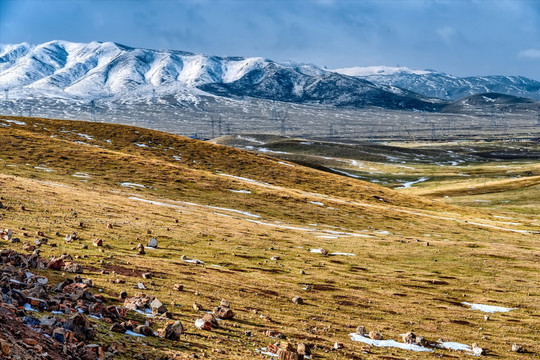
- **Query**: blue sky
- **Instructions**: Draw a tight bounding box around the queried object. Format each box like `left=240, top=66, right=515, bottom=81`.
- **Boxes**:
left=1, top=0, right=539, bottom=79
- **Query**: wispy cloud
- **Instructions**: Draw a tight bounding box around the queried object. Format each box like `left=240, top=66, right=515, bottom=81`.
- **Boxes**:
left=436, top=26, right=457, bottom=44
left=518, top=48, right=540, bottom=60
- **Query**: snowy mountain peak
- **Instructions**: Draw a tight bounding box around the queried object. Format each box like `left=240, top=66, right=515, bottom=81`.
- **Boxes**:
left=334, top=66, right=540, bottom=100
left=333, top=66, right=433, bottom=77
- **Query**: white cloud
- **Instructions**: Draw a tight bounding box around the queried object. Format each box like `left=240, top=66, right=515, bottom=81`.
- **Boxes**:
left=436, top=26, right=457, bottom=44
left=518, top=48, right=540, bottom=60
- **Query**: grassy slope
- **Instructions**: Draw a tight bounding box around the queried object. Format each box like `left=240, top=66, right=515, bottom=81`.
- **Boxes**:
left=1, top=116, right=539, bottom=359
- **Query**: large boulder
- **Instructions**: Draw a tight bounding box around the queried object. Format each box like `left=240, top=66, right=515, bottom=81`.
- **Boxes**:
left=158, top=321, right=183, bottom=340
left=150, top=298, right=168, bottom=314
left=213, top=306, right=234, bottom=320
left=147, top=238, right=158, bottom=248
left=63, top=313, right=95, bottom=341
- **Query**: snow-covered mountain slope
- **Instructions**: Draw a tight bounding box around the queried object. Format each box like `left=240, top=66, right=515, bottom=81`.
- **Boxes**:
left=1, top=40, right=536, bottom=111
left=0, top=40, right=443, bottom=111
left=0, top=40, right=279, bottom=98
left=333, top=66, right=540, bottom=100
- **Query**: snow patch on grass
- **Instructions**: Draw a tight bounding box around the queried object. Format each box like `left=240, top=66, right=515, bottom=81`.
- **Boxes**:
left=121, top=182, right=146, bottom=189
left=349, top=333, right=433, bottom=352
left=462, top=302, right=516, bottom=313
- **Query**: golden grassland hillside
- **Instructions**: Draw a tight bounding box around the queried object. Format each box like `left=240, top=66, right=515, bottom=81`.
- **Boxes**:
left=0, top=115, right=538, bottom=359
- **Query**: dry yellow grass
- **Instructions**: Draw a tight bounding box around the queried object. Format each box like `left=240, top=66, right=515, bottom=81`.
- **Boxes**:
left=0, top=116, right=538, bottom=359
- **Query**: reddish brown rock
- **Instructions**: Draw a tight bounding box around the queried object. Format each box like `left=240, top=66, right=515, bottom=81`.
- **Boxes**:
left=213, top=306, right=234, bottom=320
left=63, top=261, right=83, bottom=273
left=158, top=321, right=183, bottom=340
left=46, top=257, right=64, bottom=270
left=194, top=318, right=212, bottom=330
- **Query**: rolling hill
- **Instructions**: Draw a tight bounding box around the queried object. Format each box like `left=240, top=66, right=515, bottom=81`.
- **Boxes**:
left=0, top=115, right=538, bottom=359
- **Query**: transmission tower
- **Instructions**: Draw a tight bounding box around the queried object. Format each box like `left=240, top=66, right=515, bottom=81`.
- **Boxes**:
left=431, top=122, right=436, bottom=140
left=218, top=116, right=222, bottom=137
left=490, top=104, right=496, bottom=127
left=422, top=111, right=428, bottom=124
left=4, top=89, right=8, bottom=101
left=278, top=111, right=288, bottom=137
left=90, top=100, right=97, bottom=122
left=368, top=126, right=375, bottom=142
left=271, top=100, right=277, bottom=122
left=537, top=107, right=540, bottom=126
left=225, top=123, right=231, bottom=136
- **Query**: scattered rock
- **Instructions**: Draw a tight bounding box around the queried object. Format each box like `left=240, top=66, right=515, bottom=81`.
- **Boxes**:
left=65, top=233, right=77, bottom=242
left=150, top=298, right=168, bottom=314
left=356, top=326, right=367, bottom=336
left=292, top=296, right=303, bottom=305
left=142, top=272, right=152, bottom=279
left=472, top=343, right=486, bottom=356
left=416, top=335, right=427, bottom=346
left=63, top=262, right=83, bottom=273
left=158, top=321, right=183, bottom=340
left=297, top=343, right=311, bottom=356
left=1, top=341, right=10, bottom=356
left=124, top=293, right=153, bottom=312
left=202, top=313, right=219, bottom=328
left=277, top=348, right=302, bottom=359
left=511, top=343, right=524, bottom=353
left=280, top=343, right=295, bottom=352
left=334, top=342, right=344, bottom=349
left=265, top=330, right=285, bottom=339
left=173, top=284, right=183, bottom=291
left=402, top=331, right=416, bottom=344
left=194, top=318, right=212, bottom=330
left=193, top=303, right=203, bottom=311
left=147, top=238, right=158, bottom=248
left=22, top=242, right=35, bottom=252
left=1, top=229, right=13, bottom=241
left=137, top=243, right=145, bottom=255
left=92, top=239, right=103, bottom=247
left=63, top=313, right=95, bottom=341
left=47, top=257, right=64, bottom=270
left=369, top=331, right=382, bottom=340
left=110, top=323, right=125, bottom=333
left=134, top=325, right=153, bottom=336
left=213, top=306, right=234, bottom=319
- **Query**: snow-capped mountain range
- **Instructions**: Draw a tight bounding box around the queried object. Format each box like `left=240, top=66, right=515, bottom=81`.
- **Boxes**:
left=333, top=66, right=540, bottom=101
left=0, top=40, right=539, bottom=111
